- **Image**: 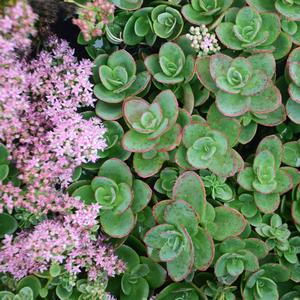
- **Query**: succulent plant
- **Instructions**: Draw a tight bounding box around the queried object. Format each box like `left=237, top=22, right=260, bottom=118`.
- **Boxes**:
left=176, top=122, right=242, bottom=177
left=242, top=263, right=290, bottom=300
left=246, top=0, right=300, bottom=21
left=155, top=282, right=199, bottom=300
left=151, top=5, right=183, bottom=40
left=94, top=50, right=151, bottom=120
left=109, top=245, right=166, bottom=299
left=229, top=194, right=262, bottom=226
left=122, top=90, right=181, bottom=177
left=72, top=158, right=152, bottom=237
left=196, top=52, right=282, bottom=117
left=98, top=120, right=130, bottom=161
left=123, top=8, right=156, bottom=46
left=238, top=135, right=293, bottom=213
left=201, top=170, right=234, bottom=202
left=281, top=18, right=300, bottom=46
left=145, top=171, right=246, bottom=281
left=112, top=0, right=143, bottom=10
left=144, top=42, right=195, bottom=85
left=0, top=287, right=34, bottom=300
left=214, top=237, right=268, bottom=285
left=286, top=47, right=300, bottom=124
left=154, top=167, right=180, bottom=198
left=216, top=6, right=292, bottom=59
left=181, top=0, right=233, bottom=26
left=202, top=280, right=237, bottom=300
left=255, top=214, right=291, bottom=253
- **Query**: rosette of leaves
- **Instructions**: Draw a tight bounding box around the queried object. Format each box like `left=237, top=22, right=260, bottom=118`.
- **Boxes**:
left=181, top=0, right=233, bottom=26
left=0, top=287, right=33, bottom=300
left=98, top=120, right=130, bottom=161
left=144, top=42, right=195, bottom=85
left=216, top=6, right=292, bottom=59
left=122, top=90, right=181, bottom=177
left=286, top=47, right=300, bottom=124
left=154, top=167, right=180, bottom=198
left=196, top=52, right=282, bottom=117
left=108, top=245, right=166, bottom=299
left=93, top=50, right=151, bottom=120
left=281, top=18, right=300, bottom=46
left=283, top=138, right=300, bottom=168
left=144, top=200, right=211, bottom=281
left=241, top=263, right=290, bottom=300
left=214, top=237, right=268, bottom=285
left=207, top=103, right=286, bottom=146
left=123, top=8, right=156, bottom=46
left=282, top=286, right=300, bottom=300
left=147, top=171, right=246, bottom=281
left=255, top=214, right=291, bottom=253
left=155, top=283, right=199, bottom=300
left=229, top=194, right=262, bottom=226
left=176, top=122, right=241, bottom=177
left=112, top=0, right=143, bottom=10
left=72, top=158, right=152, bottom=237
left=151, top=5, right=183, bottom=40
left=246, top=0, right=300, bottom=21
left=201, top=170, right=234, bottom=203
left=238, top=135, right=293, bottom=213
left=202, top=280, right=237, bottom=300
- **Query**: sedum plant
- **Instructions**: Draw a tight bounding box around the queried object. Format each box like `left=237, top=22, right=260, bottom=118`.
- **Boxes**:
left=112, top=0, right=143, bottom=10
left=214, top=237, right=268, bottom=285
left=176, top=121, right=241, bottom=177
left=151, top=5, right=183, bottom=40
left=108, top=245, right=166, bottom=299
left=72, top=158, right=152, bottom=237
left=238, top=135, right=293, bottom=213
left=216, top=6, right=291, bottom=59
left=286, top=47, right=300, bottom=124
left=6, top=0, right=300, bottom=299
left=196, top=52, right=282, bottom=117
left=122, top=90, right=181, bottom=177
left=144, top=42, right=195, bottom=85
left=242, top=263, right=290, bottom=300
left=94, top=50, right=150, bottom=120
left=145, top=171, right=246, bottom=281
left=201, top=170, right=234, bottom=202
left=246, top=0, right=300, bottom=21
left=181, top=0, right=233, bottom=26
left=123, top=7, right=156, bottom=46
left=154, top=167, right=180, bottom=198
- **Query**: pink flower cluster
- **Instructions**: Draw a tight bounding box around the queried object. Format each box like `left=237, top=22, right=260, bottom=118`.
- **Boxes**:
left=0, top=205, right=125, bottom=280
left=0, top=32, right=106, bottom=214
left=0, top=0, right=37, bottom=51
left=71, top=0, right=115, bottom=41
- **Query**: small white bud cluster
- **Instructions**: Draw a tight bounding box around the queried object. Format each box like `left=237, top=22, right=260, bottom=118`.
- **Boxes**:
left=186, top=25, right=221, bottom=56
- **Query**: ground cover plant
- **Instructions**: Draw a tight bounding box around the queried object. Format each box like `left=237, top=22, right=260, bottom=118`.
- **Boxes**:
left=1, top=0, right=300, bottom=299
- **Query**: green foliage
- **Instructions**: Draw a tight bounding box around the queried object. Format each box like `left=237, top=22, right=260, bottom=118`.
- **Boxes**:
left=152, top=5, right=183, bottom=40
left=108, top=245, right=166, bottom=299
left=72, top=158, right=152, bottom=237
left=216, top=6, right=292, bottom=59
left=238, top=135, right=293, bottom=213
left=177, top=122, right=240, bottom=177
left=197, top=53, right=281, bottom=117
left=94, top=50, right=150, bottom=120
left=182, top=0, right=233, bottom=25
left=144, top=42, right=195, bottom=85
